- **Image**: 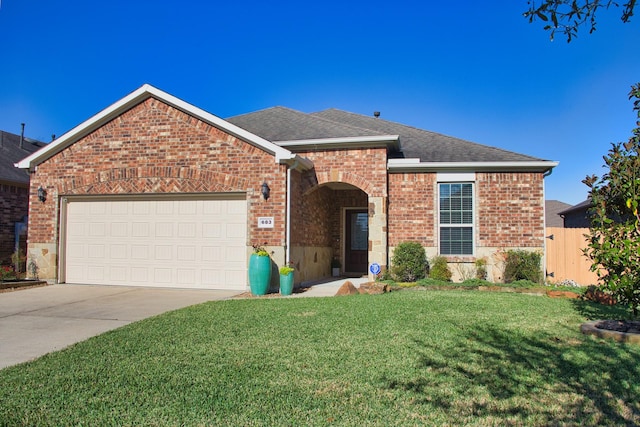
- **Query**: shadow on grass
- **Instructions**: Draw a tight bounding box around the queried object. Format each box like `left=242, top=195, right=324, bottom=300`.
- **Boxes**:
left=383, top=323, right=640, bottom=425
left=570, top=298, right=632, bottom=321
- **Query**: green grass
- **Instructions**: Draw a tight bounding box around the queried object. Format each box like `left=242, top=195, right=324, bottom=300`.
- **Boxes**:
left=1, top=290, right=639, bottom=426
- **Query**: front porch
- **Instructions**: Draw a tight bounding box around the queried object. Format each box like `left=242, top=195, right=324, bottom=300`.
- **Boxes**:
left=289, top=181, right=387, bottom=284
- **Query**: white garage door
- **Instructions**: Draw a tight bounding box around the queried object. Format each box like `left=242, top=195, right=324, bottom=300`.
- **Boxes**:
left=64, top=196, right=247, bottom=290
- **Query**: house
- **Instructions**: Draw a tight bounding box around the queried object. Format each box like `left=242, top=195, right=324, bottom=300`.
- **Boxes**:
left=0, top=129, right=45, bottom=266
left=558, top=199, right=592, bottom=228
left=545, top=200, right=572, bottom=227
left=16, top=84, right=558, bottom=289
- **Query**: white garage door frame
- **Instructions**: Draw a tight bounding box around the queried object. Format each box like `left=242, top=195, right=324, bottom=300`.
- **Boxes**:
left=59, top=193, right=248, bottom=290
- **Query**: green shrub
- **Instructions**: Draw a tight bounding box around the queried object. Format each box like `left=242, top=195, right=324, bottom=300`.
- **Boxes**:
left=503, top=250, right=542, bottom=284
left=461, top=278, right=493, bottom=287
left=429, top=256, right=452, bottom=281
left=391, top=242, right=427, bottom=282
left=377, top=267, right=393, bottom=282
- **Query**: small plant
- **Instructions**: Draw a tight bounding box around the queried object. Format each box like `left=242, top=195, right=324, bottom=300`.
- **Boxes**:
left=429, top=256, right=452, bottom=281
left=503, top=250, right=542, bottom=284
left=1, top=265, right=16, bottom=282
left=28, top=259, right=39, bottom=279
left=279, top=262, right=295, bottom=275
left=461, top=278, right=493, bottom=287
left=331, top=258, right=341, bottom=268
left=391, top=242, right=428, bottom=282
left=252, top=243, right=270, bottom=257
left=377, top=267, right=393, bottom=282
left=475, top=258, right=487, bottom=280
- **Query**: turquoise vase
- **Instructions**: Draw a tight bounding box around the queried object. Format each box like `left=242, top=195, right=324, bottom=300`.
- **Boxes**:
left=279, top=272, right=294, bottom=296
left=249, top=254, right=271, bottom=296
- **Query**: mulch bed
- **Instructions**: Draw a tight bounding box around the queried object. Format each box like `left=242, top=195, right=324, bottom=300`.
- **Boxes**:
left=595, top=320, right=640, bottom=334
left=0, top=280, right=49, bottom=293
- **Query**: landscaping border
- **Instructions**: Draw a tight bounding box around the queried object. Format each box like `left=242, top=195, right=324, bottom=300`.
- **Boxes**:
left=581, top=321, right=640, bottom=345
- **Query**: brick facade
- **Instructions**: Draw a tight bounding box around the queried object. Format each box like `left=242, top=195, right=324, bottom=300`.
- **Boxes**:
left=0, top=183, right=29, bottom=265
left=388, top=171, right=545, bottom=250
left=476, top=172, right=545, bottom=248
left=22, top=89, right=549, bottom=286
left=388, top=172, right=436, bottom=247
left=27, top=98, right=287, bottom=279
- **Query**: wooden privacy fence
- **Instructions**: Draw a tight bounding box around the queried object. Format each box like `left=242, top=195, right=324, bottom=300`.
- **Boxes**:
left=545, top=227, right=600, bottom=285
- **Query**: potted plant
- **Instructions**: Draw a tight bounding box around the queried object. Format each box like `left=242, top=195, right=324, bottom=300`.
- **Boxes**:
left=331, top=258, right=341, bottom=277
left=249, top=244, right=271, bottom=296
left=279, top=263, right=295, bottom=296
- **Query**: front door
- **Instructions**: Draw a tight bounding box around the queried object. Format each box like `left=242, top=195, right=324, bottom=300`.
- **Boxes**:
left=345, top=209, right=368, bottom=273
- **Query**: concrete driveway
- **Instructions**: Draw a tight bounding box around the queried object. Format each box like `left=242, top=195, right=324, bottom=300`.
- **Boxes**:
left=0, top=284, right=239, bottom=370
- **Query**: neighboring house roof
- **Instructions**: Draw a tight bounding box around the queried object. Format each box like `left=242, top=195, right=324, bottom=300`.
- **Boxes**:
left=558, top=198, right=592, bottom=216
left=228, top=107, right=558, bottom=172
left=545, top=200, right=572, bottom=227
left=0, top=131, right=46, bottom=184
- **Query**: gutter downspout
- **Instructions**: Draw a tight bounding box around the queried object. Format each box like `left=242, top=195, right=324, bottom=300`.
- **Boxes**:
left=542, top=166, right=554, bottom=280
left=285, top=159, right=299, bottom=264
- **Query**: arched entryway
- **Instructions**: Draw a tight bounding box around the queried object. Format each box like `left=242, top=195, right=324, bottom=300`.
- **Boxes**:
left=290, top=162, right=389, bottom=284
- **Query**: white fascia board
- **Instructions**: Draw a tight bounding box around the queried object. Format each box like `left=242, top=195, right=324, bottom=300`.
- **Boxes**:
left=387, top=159, right=559, bottom=173
left=16, top=84, right=294, bottom=169
left=276, top=135, right=400, bottom=151
left=279, top=154, right=314, bottom=171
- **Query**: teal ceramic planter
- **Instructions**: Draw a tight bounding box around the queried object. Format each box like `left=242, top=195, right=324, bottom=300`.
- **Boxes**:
left=279, top=272, right=294, bottom=296
left=249, top=254, right=271, bottom=295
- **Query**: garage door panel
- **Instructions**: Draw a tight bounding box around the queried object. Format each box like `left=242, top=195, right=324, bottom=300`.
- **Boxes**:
left=65, top=197, right=247, bottom=290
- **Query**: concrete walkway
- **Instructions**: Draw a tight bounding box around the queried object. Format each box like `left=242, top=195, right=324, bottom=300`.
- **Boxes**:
left=292, top=276, right=370, bottom=297
left=0, top=277, right=369, bottom=370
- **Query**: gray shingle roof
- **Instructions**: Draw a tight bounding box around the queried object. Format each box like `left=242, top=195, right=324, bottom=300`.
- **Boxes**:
left=0, top=131, right=46, bottom=184
left=227, top=107, right=545, bottom=163
left=311, top=109, right=543, bottom=162
left=227, top=107, right=387, bottom=141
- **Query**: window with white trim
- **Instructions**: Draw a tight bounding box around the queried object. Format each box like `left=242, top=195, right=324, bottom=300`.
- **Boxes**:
left=439, top=183, right=473, bottom=255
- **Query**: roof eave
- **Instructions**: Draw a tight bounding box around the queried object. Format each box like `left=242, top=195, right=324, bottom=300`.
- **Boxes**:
left=278, top=153, right=314, bottom=171
left=276, top=135, right=400, bottom=151
left=387, top=159, right=559, bottom=173
left=17, top=84, right=294, bottom=170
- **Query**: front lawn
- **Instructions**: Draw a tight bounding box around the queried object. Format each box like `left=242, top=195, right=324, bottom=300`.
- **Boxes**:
left=1, top=290, right=638, bottom=426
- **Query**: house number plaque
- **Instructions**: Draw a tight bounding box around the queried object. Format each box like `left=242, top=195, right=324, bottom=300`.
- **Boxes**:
left=258, top=217, right=274, bottom=228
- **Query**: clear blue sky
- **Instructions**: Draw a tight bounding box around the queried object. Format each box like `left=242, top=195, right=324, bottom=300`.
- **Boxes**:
left=1, top=0, right=638, bottom=205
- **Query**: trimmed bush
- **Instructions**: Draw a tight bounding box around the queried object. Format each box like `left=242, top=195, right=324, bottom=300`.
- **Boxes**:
left=429, top=256, right=452, bottom=281
left=503, top=250, right=542, bottom=284
left=391, top=242, right=427, bottom=282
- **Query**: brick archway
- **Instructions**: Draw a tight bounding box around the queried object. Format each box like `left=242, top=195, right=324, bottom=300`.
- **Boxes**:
left=302, top=169, right=373, bottom=196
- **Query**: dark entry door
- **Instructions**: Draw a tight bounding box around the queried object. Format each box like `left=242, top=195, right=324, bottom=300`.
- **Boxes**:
left=345, top=209, right=368, bottom=273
